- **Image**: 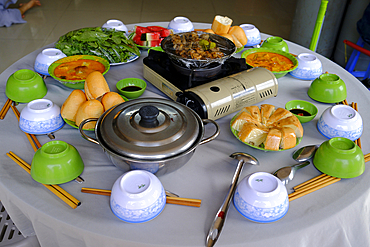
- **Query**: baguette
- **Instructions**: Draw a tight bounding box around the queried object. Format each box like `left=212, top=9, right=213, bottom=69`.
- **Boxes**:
left=84, top=71, right=110, bottom=100
left=75, top=100, right=104, bottom=129
left=211, top=15, right=233, bottom=34
left=228, top=26, right=248, bottom=48
left=101, top=92, right=125, bottom=111
left=60, top=90, right=87, bottom=122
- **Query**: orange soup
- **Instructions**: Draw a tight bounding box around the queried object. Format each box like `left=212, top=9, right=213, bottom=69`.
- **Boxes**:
left=54, top=59, right=106, bottom=80
left=246, top=52, right=294, bottom=72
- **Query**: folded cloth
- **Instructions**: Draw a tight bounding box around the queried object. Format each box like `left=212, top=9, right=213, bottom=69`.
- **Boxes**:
left=0, top=0, right=26, bottom=27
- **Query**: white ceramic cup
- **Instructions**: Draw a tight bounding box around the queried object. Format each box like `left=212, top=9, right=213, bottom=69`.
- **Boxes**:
left=240, top=24, right=261, bottom=47
left=34, top=48, right=66, bottom=76
left=19, top=99, right=64, bottom=135
left=110, top=170, right=166, bottom=223
left=167, top=17, right=194, bottom=33
left=233, top=172, right=289, bottom=223
left=317, top=104, right=363, bottom=141
left=102, top=19, right=128, bottom=33
left=289, top=53, right=322, bottom=80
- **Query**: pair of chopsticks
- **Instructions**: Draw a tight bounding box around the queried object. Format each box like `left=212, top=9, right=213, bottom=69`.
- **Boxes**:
left=81, top=187, right=202, bottom=208
left=340, top=100, right=362, bottom=149
left=289, top=152, right=370, bottom=202
left=289, top=99, right=365, bottom=201
left=0, top=99, right=12, bottom=120
left=6, top=151, right=80, bottom=209
left=10, top=104, right=41, bottom=152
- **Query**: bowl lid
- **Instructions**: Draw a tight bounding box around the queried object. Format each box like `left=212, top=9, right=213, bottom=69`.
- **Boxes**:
left=96, top=98, right=201, bottom=160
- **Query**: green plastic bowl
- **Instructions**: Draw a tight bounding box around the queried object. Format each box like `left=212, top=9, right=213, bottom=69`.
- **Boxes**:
left=307, top=73, right=347, bottom=103
left=48, top=55, right=110, bottom=89
left=241, top=47, right=298, bottom=78
left=313, top=137, right=365, bottom=178
left=5, top=69, right=47, bottom=103
left=31, top=140, right=84, bottom=184
left=285, top=100, right=318, bottom=123
left=116, top=78, right=147, bottom=99
left=261, top=36, right=289, bottom=53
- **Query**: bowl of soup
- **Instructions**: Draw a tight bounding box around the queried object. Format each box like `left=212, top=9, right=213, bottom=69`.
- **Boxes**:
left=48, top=55, right=110, bottom=89
left=241, top=47, right=298, bottom=78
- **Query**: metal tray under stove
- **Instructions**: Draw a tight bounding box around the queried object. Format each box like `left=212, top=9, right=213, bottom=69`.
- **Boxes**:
left=143, top=50, right=251, bottom=100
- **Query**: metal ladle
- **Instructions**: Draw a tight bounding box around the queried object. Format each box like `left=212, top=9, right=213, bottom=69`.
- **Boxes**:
left=273, top=161, right=310, bottom=185
left=206, top=152, right=259, bottom=247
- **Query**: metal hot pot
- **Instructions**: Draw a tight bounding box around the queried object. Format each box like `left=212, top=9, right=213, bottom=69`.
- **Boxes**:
left=79, top=98, right=219, bottom=176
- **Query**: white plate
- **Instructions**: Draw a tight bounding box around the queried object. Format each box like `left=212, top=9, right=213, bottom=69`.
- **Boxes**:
left=110, top=51, right=140, bottom=66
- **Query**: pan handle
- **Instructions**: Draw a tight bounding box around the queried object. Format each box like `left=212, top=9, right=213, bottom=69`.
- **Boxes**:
left=199, top=119, right=220, bottom=145
left=79, top=118, right=99, bottom=145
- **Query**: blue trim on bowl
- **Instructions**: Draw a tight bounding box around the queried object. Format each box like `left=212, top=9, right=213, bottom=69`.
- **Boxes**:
left=317, top=117, right=362, bottom=141
left=19, top=116, right=65, bottom=134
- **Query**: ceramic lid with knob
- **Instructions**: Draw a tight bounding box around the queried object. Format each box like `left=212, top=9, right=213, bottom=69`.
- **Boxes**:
left=96, top=98, right=201, bottom=160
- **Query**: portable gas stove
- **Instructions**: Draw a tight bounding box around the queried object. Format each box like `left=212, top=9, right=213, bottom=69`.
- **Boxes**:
left=143, top=50, right=279, bottom=120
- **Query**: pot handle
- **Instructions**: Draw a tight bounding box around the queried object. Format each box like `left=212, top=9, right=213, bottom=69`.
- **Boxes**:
left=199, top=119, right=220, bottom=145
left=79, top=118, right=99, bottom=145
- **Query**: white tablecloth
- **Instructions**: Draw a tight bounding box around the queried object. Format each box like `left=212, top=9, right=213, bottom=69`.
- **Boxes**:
left=1, top=22, right=370, bottom=247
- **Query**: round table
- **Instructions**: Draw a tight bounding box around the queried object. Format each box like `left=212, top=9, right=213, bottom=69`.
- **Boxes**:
left=1, top=22, right=370, bottom=247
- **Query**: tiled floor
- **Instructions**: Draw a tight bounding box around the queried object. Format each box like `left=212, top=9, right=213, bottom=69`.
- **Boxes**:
left=0, top=0, right=297, bottom=73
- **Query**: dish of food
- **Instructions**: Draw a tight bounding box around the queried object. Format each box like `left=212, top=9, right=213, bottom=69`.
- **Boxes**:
left=48, top=55, right=110, bottom=89
left=230, top=104, right=303, bottom=151
left=110, top=52, right=140, bottom=66
left=55, top=27, right=140, bottom=64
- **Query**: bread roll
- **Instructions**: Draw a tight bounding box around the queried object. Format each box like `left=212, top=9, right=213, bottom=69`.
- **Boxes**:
left=219, top=33, right=234, bottom=43
left=61, top=89, right=87, bottom=122
left=260, top=104, right=275, bottom=125
left=238, top=122, right=268, bottom=147
left=243, top=105, right=261, bottom=123
left=264, top=128, right=281, bottom=151
left=75, top=99, right=104, bottom=129
left=279, top=127, right=297, bottom=149
left=204, top=29, right=215, bottom=34
left=101, top=92, right=125, bottom=111
left=266, top=108, right=292, bottom=126
left=211, top=15, right=233, bottom=34
left=231, top=111, right=262, bottom=131
left=84, top=71, right=110, bottom=100
left=275, top=115, right=304, bottom=138
left=228, top=26, right=248, bottom=48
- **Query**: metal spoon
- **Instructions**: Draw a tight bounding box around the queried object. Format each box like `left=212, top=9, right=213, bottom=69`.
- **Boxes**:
left=292, top=144, right=319, bottom=162
left=206, top=152, right=259, bottom=247
left=273, top=161, right=310, bottom=185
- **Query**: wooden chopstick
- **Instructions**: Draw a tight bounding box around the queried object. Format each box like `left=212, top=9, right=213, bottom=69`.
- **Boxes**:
left=6, top=151, right=80, bottom=209
left=351, top=102, right=362, bottom=149
left=0, top=99, right=12, bottom=120
left=81, top=187, right=202, bottom=208
left=10, top=104, right=42, bottom=151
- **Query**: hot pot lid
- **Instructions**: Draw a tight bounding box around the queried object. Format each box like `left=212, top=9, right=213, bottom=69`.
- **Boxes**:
left=97, top=98, right=201, bottom=160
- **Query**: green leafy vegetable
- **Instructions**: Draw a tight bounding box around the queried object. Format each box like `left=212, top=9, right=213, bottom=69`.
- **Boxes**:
left=55, top=27, right=140, bottom=64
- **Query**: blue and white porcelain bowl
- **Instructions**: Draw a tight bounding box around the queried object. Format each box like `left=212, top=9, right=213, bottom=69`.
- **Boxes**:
left=240, top=24, right=261, bottom=47
left=19, top=99, right=64, bottom=135
left=110, top=170, right=166, bottom=223
left=317, top=105, right=363, bottom=141
left=289, top=53, right=322, bottom=80
left=233, top=172, right=289, bottom=223
left=34, top=48, right=66, bottom=76
left=102, top=19, right=128, bottom=33
left=167, top=16, right=194, bottom=33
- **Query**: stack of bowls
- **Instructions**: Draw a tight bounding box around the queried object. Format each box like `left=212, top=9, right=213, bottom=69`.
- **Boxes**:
left=19, top=99, right=65, bottom=135
left=239, top=24, right=261, bottom=47
left=34, top=48, right=66, bottom=76
left=167, top=17, right=194, bottom=33
left=307, top=73, right=347, bottom=103
left=317, top=104, right=363, bottom=141
left=5, top=69, right=47, bottom=103
left=110, top=170, right=166, bottom=223
left=233, top=172, right=289, bottom=223
left=313, top=137, right=365, bottom=178
left=31, top=140, right=84, bottom=184
left=289, top=53, right=322, bottom=80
